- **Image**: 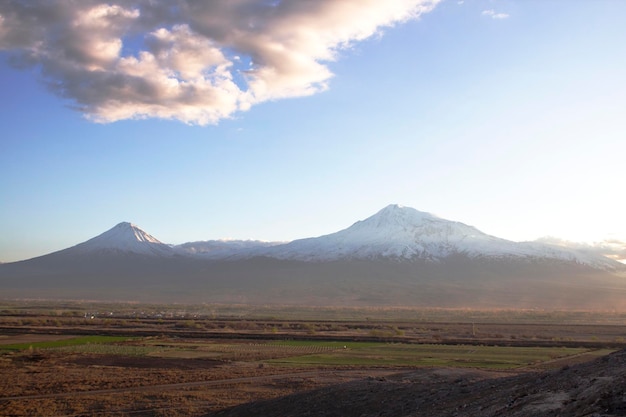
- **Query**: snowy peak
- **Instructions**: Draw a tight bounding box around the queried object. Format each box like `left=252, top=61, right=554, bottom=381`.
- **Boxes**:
left=350, top=204, right=485, bottom=238
left=89, top=222, right=163, bottom=245
left=70, top=222, right=176, bottom=257
left=355, top=204, right=439, bottom=229
left=371, top=204, right=436, bottom=223
left=110, top=222, right=163, bottom=244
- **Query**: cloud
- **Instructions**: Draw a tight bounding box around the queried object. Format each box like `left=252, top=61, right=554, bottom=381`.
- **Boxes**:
left=0, top=0, right=440, bottom=125
left=536, top=236, right=626, bottom=264
left=481, top=9, right=509, bottom=19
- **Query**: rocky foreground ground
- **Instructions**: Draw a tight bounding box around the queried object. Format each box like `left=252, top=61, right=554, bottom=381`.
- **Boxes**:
left=211, top=349, right=626, bottom=417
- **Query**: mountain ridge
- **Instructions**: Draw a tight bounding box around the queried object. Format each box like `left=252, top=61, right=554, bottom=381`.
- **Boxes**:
left=2, top=205, right=626, bottom=309
left=4, top=205, right=625, bottom=271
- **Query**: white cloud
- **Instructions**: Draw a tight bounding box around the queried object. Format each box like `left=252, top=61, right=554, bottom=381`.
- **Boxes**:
left=0, top=0, right=440, bottom=125
left=537, top=237, right=626, bottom=264
left=482, top=9, right=509, bottom=19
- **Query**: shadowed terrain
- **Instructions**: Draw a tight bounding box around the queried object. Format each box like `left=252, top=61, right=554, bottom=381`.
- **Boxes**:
left=210, top=348, right=626, bottom=417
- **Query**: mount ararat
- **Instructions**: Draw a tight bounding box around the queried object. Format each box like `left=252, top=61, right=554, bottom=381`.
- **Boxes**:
left=2, top=205, right=625, bottom=309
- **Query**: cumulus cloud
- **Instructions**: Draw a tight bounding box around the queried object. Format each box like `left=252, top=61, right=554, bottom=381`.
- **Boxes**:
left=537, top=237, right=626, bottom=264
left=0, top=0, right=439, bottom=125
left=482, top=9, right=509, bottom=19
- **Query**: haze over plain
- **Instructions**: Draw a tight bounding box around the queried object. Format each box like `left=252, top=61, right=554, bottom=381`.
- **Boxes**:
left=1, top=0, right=625, bottom=263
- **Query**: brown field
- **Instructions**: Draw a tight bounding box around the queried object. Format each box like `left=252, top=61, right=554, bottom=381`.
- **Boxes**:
left=1, top=301, right=625, bottom=416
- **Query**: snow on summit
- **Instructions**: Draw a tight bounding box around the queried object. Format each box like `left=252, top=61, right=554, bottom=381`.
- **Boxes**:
left=70, top=222, right=175, bottom=257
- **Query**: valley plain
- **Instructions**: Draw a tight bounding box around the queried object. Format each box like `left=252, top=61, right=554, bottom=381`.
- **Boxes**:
left=1, top=302, right=626, bottom=416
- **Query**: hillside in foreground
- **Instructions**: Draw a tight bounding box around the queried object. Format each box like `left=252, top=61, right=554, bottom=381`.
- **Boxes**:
left=211, top=348, right=626, bottom=417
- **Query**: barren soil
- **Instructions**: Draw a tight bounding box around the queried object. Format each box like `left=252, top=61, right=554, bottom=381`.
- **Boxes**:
left=0, top=348, right=407, bottom=416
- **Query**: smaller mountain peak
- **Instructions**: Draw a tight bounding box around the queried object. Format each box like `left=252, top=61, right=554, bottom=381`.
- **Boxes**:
left=69, top=221, right=174, bottom=256
left=94, top=222, right=162, bottom=244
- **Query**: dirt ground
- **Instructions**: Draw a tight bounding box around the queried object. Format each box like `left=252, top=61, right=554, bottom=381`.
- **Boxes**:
left=0, top=349, right=409, bottom=416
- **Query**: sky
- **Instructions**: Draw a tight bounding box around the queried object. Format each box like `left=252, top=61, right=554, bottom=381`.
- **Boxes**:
left=1, top=0, right=625, bottom=263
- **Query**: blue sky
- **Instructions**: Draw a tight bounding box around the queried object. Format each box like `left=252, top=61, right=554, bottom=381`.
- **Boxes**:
left=1, top=0, right=626, bottom=262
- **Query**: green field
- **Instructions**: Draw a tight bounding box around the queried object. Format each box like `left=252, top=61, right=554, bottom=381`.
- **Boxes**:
left=267, top=342, right=591, bottom=369
left=0, top=335, right=132, bottom=351
left=0, top=335, right=607, bottom=370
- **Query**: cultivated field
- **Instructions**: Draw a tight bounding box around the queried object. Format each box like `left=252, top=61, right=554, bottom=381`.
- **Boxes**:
left=0, top=301, right=625, bottom=416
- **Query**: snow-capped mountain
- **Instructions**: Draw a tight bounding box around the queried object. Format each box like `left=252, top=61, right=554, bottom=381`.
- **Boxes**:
left=250, top=205, right=623, bottom=271
left=68, top=222, right=177, bottom=257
